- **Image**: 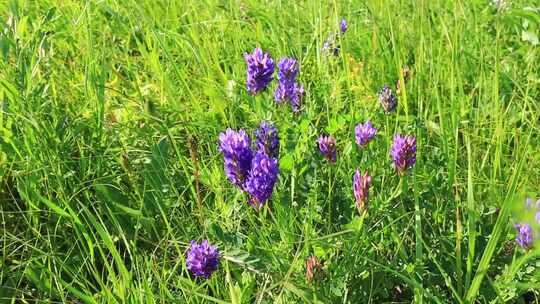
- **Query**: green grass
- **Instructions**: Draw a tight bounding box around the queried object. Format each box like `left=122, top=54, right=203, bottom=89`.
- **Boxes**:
left=1, top=0, right=539, bottom=303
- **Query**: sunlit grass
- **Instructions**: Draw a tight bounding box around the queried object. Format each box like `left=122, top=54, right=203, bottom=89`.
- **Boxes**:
left=0, top=0, right=539, bottom=303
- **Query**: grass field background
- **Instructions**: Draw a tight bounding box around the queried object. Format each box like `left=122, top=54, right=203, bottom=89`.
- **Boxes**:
left=1, top=0, right=539, bottom=303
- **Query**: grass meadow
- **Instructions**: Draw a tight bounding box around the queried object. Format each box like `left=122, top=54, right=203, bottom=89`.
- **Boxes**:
left=1, top=0, right=540, bottom=303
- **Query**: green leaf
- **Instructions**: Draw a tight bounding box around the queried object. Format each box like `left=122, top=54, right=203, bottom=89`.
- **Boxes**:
left=345, top=215, right=365, bottom=232
left=279, top=154, right=294, bottom=172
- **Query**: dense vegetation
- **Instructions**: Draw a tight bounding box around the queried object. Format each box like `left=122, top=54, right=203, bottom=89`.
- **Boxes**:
left=1, top=0, right=539, bottom=303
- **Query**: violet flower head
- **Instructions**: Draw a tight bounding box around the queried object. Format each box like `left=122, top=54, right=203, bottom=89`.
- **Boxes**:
left=514, top=223, right=533, bottom=249
left=245, top=151, right=279, bottom=208
left=274, top=57, right=304, bottom=108
left=318, top=135, right=337, bottom=163
left=353, top=169, right=372, bottom=213
left=244, top=48, right=275, bottom=95
left=355, top=121, right=377, bottom=148
left=186, top=240, right=220, bottom=279
left=390, top=134, right=417, bottom=174
left=340, top=18, right=348, bottom=34
left=219, top=129, right=253, bottom=189
left=277, top=58, right=299, bottom=83
left=378, top=85, right=398, bottom=112
left=274, top=82, right=296, bottom=104
left=255, top=122, right=279, bottom=159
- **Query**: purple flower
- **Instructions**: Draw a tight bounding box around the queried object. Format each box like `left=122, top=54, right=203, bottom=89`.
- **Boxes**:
left=275, top=82, right=305, bottom=110
left=355, top=121, right=377, bottom=148
left=390, top=134, right=417, bottom=174
left=244, top=151, right=279, bottom=208
left=514, top=224, right=533, bottom=249
left=186, top=240, right=220, bottom=278
left=219, top=129, right=253, bottom=189
left=255, top=122, right=279, bottom=159
left=378, top=85, right=397, bottom=112
left=277, top=58, right=299, bottom=83
left=318, top=135, right=337, bottom=163
left=340, top=18, right=347, bottom=34
left=274, top=57, right=304, bottom=111
left=274, top=82, right=294, bottom=103
left=244, top=48, right=274, bottom=95
left=353, top=169, right=372, bottom=213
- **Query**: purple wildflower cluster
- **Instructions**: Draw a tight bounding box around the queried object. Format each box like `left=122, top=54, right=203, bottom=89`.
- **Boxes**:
left=186, top=240, right=220, bottom=278
left=183, top=17, right=530, bottom=286
left=514, top=198, right=540, bottom=249
left=275, top=58, right=305, bottom=112
left=244, top=48, right=274, bottom=95
left=244, top=48, right=305, bottom=113
left=219, top=122, right=279, bottom=208
left=311, top=119, right=415, bottom=213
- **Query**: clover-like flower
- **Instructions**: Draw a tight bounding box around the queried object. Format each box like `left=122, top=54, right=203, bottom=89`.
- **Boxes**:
left=274, top=57, right=305, bottom=112
left=514, top=224, right=533, bottom=250
left=244, top=48, right=274, bottom=95
left=355, top=121, right=377, bottom=148
left=186, top=240, right=220, bottom=279
left=218, top=129, right=253, bottom=188
left=390, top=134, right=416, bottom=174
left=276, top=58, right=299, bottom=83
left=244, top=151, right=279, bottom=208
